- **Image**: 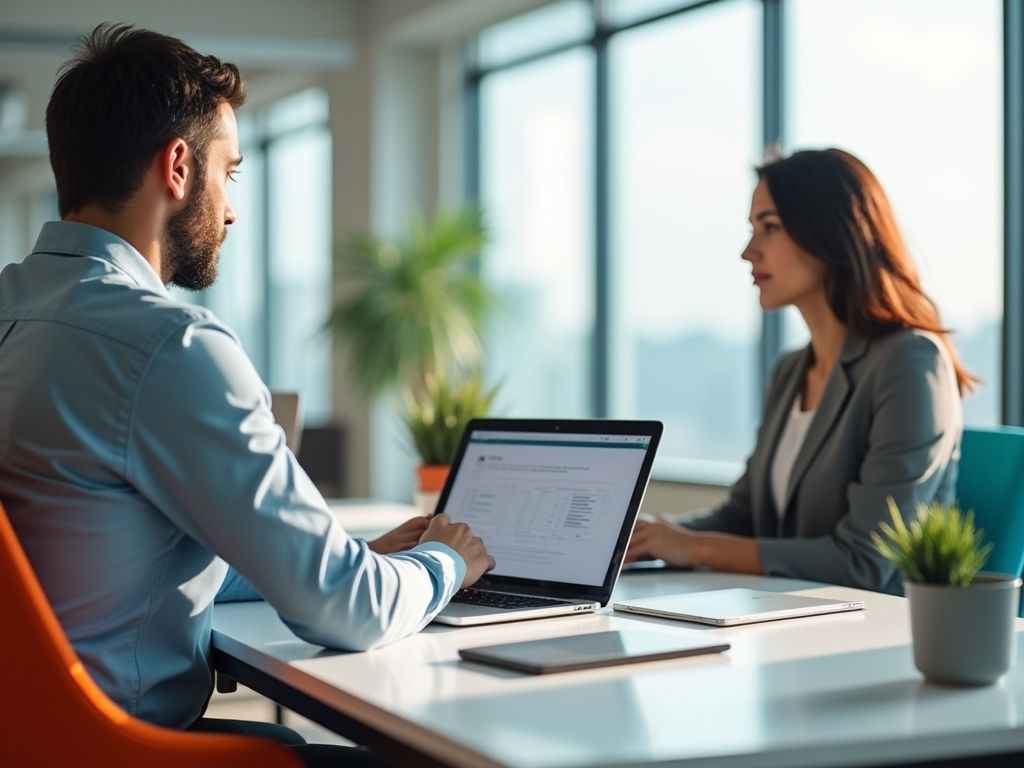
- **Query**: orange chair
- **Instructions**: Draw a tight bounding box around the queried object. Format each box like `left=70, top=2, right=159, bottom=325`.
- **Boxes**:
left=0, top=499, right=302, bottom=767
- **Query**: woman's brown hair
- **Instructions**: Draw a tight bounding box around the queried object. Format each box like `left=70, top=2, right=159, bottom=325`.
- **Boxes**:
left=757, top=148, right=975, bottom=394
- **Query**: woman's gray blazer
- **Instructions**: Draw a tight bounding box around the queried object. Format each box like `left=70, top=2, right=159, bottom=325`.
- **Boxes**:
left=685, top=328, right=962, bottom=595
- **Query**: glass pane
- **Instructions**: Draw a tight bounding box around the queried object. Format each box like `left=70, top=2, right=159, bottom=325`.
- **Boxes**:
left=780, top=305, right=810, bottom=355
left=200, top=114, right=266, bottom=372
left=477, top=0, right=593, bottom=69
left=265, top=88, right=330, bottom=138
left=604, top=0, right=711, bottom=28
left=267, top=124, right=333, bottom=424
left=789, top=0, right=1002, bottom=426
left=610, top=0, right=761, bottom=471
left=481, top=48, right=595, bottom=418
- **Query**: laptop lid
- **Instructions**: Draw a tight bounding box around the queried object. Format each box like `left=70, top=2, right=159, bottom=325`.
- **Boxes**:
left=434, top=418, right=663, bottom=606
left=613, top=588, right=865, bottom=626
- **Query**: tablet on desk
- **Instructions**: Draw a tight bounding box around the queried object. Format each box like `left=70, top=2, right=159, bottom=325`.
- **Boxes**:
left=613, top=588, right=865, bottom=626
left=458, top=630, right=730, bottom=674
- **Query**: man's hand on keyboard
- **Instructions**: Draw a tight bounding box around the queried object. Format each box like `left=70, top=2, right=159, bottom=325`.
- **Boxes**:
left=367, top=515, right=431, bottom=554
left=419, top=513, right=496, bottom=588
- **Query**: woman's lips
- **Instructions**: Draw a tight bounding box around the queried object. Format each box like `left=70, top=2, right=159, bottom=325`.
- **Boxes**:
left=752, top=272, right=770, bottom=285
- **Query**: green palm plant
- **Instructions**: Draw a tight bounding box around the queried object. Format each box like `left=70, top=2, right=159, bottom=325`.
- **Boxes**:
left=872, top=498, right=994, bottom=587
left=327, top=204, right=499, bottom=398
left=399, top=369, right=500, bottom=466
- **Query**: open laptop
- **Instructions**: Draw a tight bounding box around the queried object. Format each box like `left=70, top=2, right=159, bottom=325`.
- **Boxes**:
left=431, top=418, right=663, bottom=626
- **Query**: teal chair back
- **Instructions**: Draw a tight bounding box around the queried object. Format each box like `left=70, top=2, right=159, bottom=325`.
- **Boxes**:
left=956, top=426, right=1024, bottom=591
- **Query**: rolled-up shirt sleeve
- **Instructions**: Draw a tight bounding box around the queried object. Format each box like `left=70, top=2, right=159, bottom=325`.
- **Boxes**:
left=125, top=320, right=465, bottom=651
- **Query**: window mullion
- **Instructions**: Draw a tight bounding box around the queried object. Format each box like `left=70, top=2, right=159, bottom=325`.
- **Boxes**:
left=760, top=0, right=785, bottom=399
left=1004, top=0, right=1024, bottom=426
left=594, top=29, right=611, bottom=418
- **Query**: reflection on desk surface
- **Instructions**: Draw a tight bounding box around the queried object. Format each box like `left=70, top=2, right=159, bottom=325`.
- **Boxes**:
left=212, top=571, right=1024, bottom=768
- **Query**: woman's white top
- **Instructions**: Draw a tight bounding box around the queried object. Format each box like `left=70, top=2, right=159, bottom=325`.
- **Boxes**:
left=771, top=393, right=817, bottom=518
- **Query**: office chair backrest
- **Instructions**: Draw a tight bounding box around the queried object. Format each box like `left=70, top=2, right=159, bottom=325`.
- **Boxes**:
left=0, top=499, right=302, bottom=768
left=270, top=390, right=305, bottom=454
left=957, top=426, right=1024, bottom=580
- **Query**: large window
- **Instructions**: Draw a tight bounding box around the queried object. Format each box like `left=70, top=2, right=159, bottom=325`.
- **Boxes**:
left=480, top=48, right=595, bottom=419
left=789, top=0, right=1003, bottom=426
left=471, top=0, right=1016, bottom=482
left=609, top=0, right=761, bottom=471
left=198, top=88, right=333, bottom=424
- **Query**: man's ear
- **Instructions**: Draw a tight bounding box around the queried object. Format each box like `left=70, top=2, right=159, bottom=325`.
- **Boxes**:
left=159, top=138, right=191, bottom=202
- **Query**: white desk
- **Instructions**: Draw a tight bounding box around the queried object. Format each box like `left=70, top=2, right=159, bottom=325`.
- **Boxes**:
left=213, top=557, right=1024, bottom=768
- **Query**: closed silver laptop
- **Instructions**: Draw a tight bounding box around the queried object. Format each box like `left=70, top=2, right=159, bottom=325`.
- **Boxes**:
left=614, top=588, right=865, bottom=626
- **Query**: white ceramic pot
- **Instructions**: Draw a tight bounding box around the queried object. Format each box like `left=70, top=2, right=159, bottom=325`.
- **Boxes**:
left=413, top=489, right=441, bottom=516
left=905, top=573, right=1022, bottom=685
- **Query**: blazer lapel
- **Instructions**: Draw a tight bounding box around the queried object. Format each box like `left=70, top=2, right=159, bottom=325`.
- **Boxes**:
left=782, top=333, right=870, bottom=512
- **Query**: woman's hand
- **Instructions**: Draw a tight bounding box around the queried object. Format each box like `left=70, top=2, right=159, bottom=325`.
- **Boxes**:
left=625, top=514, right=764, bottom=574
left=625, top=515, right=701, bottom=567
left=367, top=515, right=431, bottom=554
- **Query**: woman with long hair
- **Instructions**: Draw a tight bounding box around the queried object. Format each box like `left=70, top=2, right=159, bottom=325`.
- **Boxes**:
left=625, top=148, right=968, bottom=594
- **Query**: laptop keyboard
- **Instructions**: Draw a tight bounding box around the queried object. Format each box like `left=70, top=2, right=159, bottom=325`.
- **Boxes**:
left=450, top=589, right=572, bottom=610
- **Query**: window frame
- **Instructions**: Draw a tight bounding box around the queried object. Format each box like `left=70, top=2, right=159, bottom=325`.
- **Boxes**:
left=192, top=87, right=333, bottom=422
left=466, top=0, right=1024, bottom=482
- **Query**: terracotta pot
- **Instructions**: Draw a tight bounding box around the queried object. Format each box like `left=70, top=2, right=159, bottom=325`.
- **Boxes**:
left=414, top=465, right=450, bottom=516
left=416, top=464, right=450, bottom=493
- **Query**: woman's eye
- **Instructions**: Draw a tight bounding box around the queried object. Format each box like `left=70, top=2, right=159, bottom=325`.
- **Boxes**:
left=228, top=170, right=241, bottom=183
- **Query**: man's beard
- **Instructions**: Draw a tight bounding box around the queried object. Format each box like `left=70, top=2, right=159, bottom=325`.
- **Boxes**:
left=164, top=175, right=227, bottom=292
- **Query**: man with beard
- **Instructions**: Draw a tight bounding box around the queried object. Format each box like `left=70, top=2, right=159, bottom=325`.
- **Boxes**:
left=0, top=24, right=493, bottom=767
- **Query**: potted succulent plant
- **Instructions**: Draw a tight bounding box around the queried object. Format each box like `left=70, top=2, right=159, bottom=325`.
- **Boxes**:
left=872, top=498, right=1022, bottom=685
left=327, top=204, right=502, bottom=504
left=400, top=369, right=500, bottom=514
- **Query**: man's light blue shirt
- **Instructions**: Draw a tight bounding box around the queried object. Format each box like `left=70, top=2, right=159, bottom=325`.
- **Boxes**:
left=0, top=221, right=466, bottom=728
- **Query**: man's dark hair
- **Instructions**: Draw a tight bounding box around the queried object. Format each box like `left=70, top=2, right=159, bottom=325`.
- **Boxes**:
left=46, top=23, right=247, bottom=217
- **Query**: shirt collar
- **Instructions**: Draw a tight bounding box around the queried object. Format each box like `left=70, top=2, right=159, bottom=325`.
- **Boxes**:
left=30, top=221, right=169, bottom=296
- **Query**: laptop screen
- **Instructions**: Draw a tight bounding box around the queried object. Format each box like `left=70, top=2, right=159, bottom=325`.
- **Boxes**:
left=440, top=428, right=655, bottom=587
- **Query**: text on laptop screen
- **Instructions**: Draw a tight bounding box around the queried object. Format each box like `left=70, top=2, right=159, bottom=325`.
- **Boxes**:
left=442, top=430, right=653, bottom=585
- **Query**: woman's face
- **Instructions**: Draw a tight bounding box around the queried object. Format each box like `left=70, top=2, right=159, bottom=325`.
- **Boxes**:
left=742, top=179, right=827, bottom=311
